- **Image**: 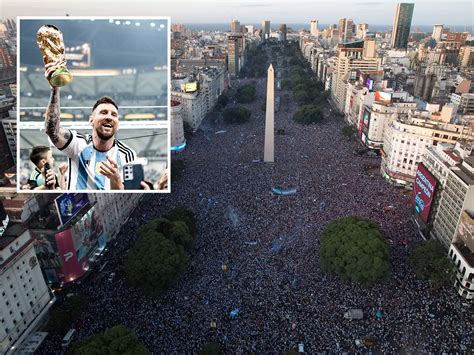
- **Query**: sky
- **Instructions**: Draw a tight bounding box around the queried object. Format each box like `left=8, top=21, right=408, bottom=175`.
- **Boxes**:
left=1, top=0, right=473, bottom=26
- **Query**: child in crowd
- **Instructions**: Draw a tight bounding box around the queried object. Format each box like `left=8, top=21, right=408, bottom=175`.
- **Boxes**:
left=27, top=146, right=67, bottom=190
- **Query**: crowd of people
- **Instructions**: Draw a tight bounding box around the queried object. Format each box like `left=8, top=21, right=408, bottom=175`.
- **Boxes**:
left=39, top=48, right=473, bottom=354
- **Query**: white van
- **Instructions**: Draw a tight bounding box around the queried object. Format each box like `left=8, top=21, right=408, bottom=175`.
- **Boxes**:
left=62, top=328, right=76, bottom=348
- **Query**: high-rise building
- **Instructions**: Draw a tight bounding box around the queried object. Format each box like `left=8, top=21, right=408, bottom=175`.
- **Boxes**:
left=261, top=20, right=270, bottom=41
left=1, top=116, right=16, bottom=163
left=338, top=18, right=354, bottom=43
left=310, top=19, right=318, bottom=37
left=356, top=24, right=369, bottom=39
left=230, top=19, right=241, bottom=33
left=0, top=218, right=55, bottom=354
left=459, top=46, right=474, bottom=68
left=391, top=3, right=415, bottom=50
left=279, top=24, right=287, bottom=42
left=432, top=24, right=443, bottom=42
left=330, top=39, right=380, bottom=112
left=170, top=101, right=185, bottom=151
left=227, top=34, right=241, bottom=77
left=449, top=210, right=474, bottom=299
left=245, top=25, right=254, bottom=34
left=171, top=23, right=186, bottom=33
left=0, top=38, right=15, bottom=69
left=433, top=157, right=474, bottom=249
left=381, top=108, right=473, bottom=185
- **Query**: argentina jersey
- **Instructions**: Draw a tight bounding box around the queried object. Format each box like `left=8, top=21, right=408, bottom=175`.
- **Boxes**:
left=59, top=130, right=137, bottom=190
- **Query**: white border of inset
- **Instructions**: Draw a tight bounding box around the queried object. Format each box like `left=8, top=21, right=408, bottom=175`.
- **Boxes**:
left=16, top=16, right=171, bottom=194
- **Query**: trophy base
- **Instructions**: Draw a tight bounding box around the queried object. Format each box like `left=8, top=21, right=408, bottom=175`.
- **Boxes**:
left=49, top=68, right=73, bottom=87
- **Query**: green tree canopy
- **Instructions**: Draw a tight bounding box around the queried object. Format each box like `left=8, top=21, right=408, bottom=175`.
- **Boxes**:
left=293, top=90, right=310, bottom=105
left=125, top=231, right=188, bottom=297
left=217, top=93, right=229, bottom=107
left=138, top=217, right=193, bottom=252
left=165, top=207, right=197, bottom=237
left=223, top=106, right=251, bottom=124
left=45, top=295, right=85, bottom=335
left=410, top=239, right=455, bottom=289
left=236, top=84, right=256, bottom=103
left=71, top=325, right=149, bottom=355
left=293, top=105, right=324, bottom=124
left=320, top=216, right=390, bottom=287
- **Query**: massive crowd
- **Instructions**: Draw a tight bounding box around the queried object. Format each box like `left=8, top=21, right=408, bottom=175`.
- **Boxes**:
left=39, top=49, right=473, bottom=354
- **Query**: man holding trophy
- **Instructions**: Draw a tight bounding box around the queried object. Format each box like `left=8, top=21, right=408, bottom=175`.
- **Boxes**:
left=38, top=24, right=138, bottom=190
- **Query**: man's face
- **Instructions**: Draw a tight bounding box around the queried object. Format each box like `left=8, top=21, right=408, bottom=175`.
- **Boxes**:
left=89, top=103, right=119, bottom=141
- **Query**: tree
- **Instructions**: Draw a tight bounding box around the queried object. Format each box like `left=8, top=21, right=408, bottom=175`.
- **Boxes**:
left=289, top=56, right=300, bottom=66
left=71, top=325, right=149, bottom=355
left=217, top=93, right=229, bottom=107
left=138, top=217, right=193, bottom=252
left=45, top=295, right=85, bottom=335
left=320, top=216, right=390, bottom=287
left=293, top=105, right=323, bottom=124
left=199, top=342, right=221, bottom=355
left=125, top=231, right=188, bottom=297
left=410, top=240, right=455, bottom=289
left=223, top=106, right=251, bottom=124
left=281, top=79, right=292, bottom=90
left=293, top=90, right=310, bottom=105
left=166, top=207, right=197, bottom=237
left=236, top=84, right=256, bottom=103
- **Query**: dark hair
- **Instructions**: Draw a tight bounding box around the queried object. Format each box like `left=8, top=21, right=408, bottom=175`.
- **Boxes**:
left=92, top=96, right=118, bottom=113
left=30, top=146, right=50, bottom=166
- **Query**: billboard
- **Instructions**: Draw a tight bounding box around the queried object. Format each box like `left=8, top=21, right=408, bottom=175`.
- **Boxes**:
left=32, top=231, right=63, bottom=284
left=71, top=208, right=105, bottom=261
left=412, top=163, right=437, bottom=223
left=375, top=91, right=392, bottom=104
left=363, top=108, right=370, bottom=128
left=181, top=82, right=198, bottom=93
left=54, top=193, right=90, bottom=226
left=365, top=77, right=374, bottom=91
left=55, top=228, right=89, bottom=283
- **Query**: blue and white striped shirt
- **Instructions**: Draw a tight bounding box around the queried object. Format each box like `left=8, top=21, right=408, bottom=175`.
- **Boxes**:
left=59, top=130, right=136, bottom=190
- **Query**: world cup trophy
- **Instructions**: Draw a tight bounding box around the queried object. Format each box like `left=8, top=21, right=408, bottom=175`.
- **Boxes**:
left=36, top=25, right=73, bottom=87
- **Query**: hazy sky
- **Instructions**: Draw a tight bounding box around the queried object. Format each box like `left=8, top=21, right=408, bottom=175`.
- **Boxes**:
left=2, top=0, right=473, bottom=26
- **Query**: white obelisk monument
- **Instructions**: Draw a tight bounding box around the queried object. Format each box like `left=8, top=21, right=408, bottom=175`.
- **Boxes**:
left=264, top=64, right=274, bottom=163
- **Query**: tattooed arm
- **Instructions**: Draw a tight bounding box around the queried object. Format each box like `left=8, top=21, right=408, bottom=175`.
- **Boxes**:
left=45, top=87, right=71, bottom=149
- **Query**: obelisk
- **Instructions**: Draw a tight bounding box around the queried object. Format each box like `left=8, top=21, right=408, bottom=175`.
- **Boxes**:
left=264, top=64, right=275, bottom=163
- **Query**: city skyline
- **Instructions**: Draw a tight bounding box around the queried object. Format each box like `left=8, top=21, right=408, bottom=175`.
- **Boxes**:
left=1, top=0, right=473, bottom=27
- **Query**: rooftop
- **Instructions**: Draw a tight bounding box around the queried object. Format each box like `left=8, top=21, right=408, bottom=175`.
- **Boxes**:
left=453, top=241, right=474, bottom=268
left=452, top=160, right=474, bottom=186
left=443, top=149, right=462, bottom=163
left=0, top=223, right=26, bottom=250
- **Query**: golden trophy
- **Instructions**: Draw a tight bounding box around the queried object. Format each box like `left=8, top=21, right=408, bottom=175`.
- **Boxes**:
left=36, top=25, right=73, bottom=87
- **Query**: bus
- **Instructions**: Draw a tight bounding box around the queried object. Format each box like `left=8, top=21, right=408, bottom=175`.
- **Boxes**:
left=62, top=329, right=76, bottom=348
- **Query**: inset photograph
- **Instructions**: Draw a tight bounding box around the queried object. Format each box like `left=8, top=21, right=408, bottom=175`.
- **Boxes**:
left=17, top=17, right=170, bottom=192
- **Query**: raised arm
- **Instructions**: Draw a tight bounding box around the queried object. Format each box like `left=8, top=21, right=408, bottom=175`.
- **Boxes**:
left=45, top=86, right=71, bottom=149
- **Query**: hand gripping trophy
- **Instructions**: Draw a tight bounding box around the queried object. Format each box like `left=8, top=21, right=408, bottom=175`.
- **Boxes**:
left=36, top=25, right=73, bottom=87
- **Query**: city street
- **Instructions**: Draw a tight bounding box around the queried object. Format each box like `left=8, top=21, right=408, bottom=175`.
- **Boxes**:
left=40, top=45, right=473, bottom=353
